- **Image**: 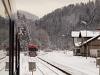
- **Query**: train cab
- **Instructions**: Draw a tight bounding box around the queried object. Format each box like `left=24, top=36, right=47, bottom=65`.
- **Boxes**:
left=28, top=44, right=38, bottom=57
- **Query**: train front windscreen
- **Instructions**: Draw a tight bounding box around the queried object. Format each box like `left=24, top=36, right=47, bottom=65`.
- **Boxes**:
left=28, top=44, right=38, bottom=57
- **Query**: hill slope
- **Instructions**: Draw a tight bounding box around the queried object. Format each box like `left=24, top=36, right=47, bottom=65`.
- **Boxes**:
left=34, top=0, right=100, bottom=49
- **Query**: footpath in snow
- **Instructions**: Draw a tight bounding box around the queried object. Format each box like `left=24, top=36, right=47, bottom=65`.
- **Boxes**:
left=39, top=51, right=99, bottom=75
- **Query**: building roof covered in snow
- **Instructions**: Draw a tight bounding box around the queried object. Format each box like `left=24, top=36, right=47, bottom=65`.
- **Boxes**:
left=71, top=30, right=100, bottom=37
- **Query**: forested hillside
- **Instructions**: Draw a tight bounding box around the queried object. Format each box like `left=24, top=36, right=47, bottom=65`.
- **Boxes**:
left=34, top=0, right=100, bottom=50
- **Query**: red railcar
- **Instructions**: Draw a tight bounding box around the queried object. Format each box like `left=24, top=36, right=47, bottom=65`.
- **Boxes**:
left=28, top=44, right=38, bottom=57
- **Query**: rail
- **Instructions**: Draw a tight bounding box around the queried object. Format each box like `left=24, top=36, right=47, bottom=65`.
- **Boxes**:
left=0, top=50, right=7, bottom=60
left=37, top=58, right=60, bottom=75
left=36, top=65, right=46, bottom=75
left=37, top=57, right=71, bottom=75
left=0, top=50, right=7, bottom=71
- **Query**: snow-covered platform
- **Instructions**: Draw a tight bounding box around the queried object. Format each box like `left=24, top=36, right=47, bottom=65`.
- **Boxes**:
left=39, top=51, right=99, bottom=75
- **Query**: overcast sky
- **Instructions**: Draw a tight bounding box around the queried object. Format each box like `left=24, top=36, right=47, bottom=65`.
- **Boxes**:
left=15, top=0, right=95, bottom=18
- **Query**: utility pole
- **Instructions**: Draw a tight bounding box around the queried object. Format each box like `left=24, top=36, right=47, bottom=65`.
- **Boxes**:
left=81, top=21, right=88, bottom=58
left=15, top=31, right=20, bottom=75
left=15, top=12, right=21, bottom=75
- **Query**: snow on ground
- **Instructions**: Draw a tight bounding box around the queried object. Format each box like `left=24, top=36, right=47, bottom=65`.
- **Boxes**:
left=0, top=50, right=9, bottom=75
left=39, top=50, right=99, bottom=75
left=0, top=50, right=99, bottom=75
left=37, top=57, right=66, bottom=75
left=20, top=53, right=67, bottom=75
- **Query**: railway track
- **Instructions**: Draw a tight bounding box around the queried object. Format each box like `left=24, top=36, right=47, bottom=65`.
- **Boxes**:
left=37, top=59, right=60, bottom=75
left=37, top=61, right=60, bottom=75
left=37, top=57, right=71, bottom=75
left=0, top=56, right=7, bottom=71
left=0, top=55, right=6, bottom=61
left=36, top=65, right=45, bottom=75
left=0, top=52, right=7, bottom=64
left=0, top=52, right=7, bottom=71
left=0, top=51, right=7, bottom=60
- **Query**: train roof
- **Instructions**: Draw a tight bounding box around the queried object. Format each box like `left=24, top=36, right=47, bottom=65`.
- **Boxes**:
left=28, top=44, right=38, bottom=48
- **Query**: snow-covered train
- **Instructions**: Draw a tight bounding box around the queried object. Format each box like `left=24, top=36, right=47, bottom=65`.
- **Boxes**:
left=28, top=44, right=38, bottom=57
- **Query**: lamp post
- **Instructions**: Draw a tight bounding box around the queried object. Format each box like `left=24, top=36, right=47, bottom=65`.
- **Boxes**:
left=81, top=21, right=88, bottom=58
left=61, top=34, right=67, bottom=53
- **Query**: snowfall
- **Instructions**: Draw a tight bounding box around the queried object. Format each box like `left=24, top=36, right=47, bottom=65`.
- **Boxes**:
left=0, top=50, right=99, bottom=75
